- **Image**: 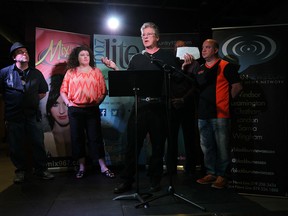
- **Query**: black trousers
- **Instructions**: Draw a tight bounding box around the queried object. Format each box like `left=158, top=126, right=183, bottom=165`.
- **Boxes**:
left=120, top=102, right=167, bottom=185
left=68, top=106, right=105, bottom=162
left=167, top=102, right=202, bottom=173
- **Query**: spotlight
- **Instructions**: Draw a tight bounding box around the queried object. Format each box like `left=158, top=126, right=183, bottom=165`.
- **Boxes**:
left=107, top=17, right=120, bottom=31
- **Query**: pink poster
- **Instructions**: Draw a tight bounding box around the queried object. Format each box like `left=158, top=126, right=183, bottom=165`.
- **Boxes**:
left=35, top=27, right=90, bottom=79
left=35, top=28, right=90, bottom=169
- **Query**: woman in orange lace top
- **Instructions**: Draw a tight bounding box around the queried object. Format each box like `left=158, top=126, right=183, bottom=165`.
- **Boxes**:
left=60, top=45, right=115, bottom=179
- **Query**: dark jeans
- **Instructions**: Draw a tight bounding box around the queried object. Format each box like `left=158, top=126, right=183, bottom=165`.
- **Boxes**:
left=120, top=103, right=167, bottom=184
left=68, top=106, right=105, bottom=162
left=6, top=115, right=47, bottom=173
left=168, top=103, right=202, bottom=173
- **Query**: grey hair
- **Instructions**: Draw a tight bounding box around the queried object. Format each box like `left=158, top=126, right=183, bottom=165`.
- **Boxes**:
left=140, top=22, right=160, bottom=37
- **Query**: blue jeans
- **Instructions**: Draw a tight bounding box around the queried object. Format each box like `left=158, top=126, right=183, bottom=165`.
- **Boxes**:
left=198, top=118, right=231, bottom=177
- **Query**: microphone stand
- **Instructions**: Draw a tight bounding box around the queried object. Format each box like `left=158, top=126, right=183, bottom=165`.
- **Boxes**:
left=113, top=85, right=152, bottom=208
left=135, top=57, right=206, bottom=211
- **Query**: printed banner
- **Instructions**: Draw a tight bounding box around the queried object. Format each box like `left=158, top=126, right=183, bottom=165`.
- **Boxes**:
left=213, top=24, right=288, bottom=197
left=158, top=33, right=201, bottom=51
left=93, top=34, right=143, bottom=165
left=35, top=27, right=90, bottom=169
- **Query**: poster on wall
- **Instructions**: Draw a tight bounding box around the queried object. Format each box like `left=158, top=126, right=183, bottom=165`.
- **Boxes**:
left=93, top=34, right=143, bottom=165
left=213, top=24, right=288, bottom=197
left=158, top=33, right=201, bottom=51
left=35, top=27, right=90, bottom=169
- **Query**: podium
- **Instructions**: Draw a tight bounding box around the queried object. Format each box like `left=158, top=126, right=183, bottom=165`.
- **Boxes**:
left=108, top=70, right=164, bottom=206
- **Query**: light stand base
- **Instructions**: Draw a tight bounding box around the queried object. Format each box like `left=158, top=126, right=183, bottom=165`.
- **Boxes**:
left=113, top=192, right=152, bottom=208
left=135, top=185, right=206, bottom=211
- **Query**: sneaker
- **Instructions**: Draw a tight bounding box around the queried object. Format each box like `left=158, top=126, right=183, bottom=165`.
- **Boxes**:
left=35, top=170, right=55, bottom=180
left=196, top=174, right=217, bottom=184
left=211, top=176, right=228, bottom=189
left=14, top=171, right=25, bottom=184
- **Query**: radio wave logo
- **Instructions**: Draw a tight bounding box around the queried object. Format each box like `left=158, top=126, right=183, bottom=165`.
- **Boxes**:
left=221, top=35, right=277, bottom=72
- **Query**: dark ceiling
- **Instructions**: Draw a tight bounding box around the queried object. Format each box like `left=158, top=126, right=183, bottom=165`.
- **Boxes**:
left=0, top=0, right=287, bottom=66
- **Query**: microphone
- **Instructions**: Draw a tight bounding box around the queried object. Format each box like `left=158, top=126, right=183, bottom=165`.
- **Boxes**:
left=163, top=64, right=176, bottom=72
left=141, top=50, right=183, bottom=75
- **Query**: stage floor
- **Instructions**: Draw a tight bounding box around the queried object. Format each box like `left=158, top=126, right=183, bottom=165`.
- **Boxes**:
left=1, top=140, right=288, bottom=216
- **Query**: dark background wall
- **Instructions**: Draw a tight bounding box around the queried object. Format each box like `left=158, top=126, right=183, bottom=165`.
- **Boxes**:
left=1, top=0, right=287, bottom=68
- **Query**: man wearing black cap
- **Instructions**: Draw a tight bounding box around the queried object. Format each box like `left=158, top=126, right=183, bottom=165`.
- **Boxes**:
left=0, top=42, right=54, bottom=183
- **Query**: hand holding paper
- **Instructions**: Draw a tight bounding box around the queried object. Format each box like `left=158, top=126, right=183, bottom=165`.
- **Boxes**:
left=176, top=47, right=200, bottom=60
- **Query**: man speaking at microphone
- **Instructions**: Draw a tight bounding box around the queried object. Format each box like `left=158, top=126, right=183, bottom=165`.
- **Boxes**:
left=102, top=22, right=193, bottom=194
left=0, top=42, right=54, bottom=183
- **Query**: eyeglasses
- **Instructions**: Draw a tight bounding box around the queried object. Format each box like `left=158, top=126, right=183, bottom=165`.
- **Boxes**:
left=15, top=49, right=28, bottom=55
left=141, top=33, right=155, bottom=38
